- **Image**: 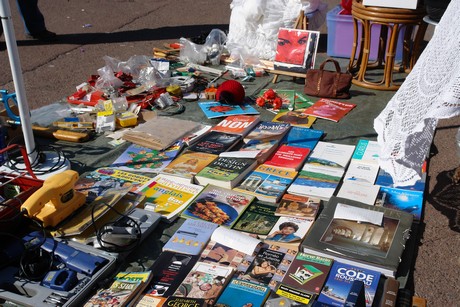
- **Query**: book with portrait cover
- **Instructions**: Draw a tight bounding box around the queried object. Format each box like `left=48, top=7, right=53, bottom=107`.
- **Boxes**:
left=302, top=98, right=357, bottom=122
left=316, top=261, right=381, bottom=307
left=231, top=200, right=280, bottom=239
left=215, top=279, right=271, bottom=307
left=172, top=261, right=235, bottom=306
left=264, top=216, right=315, bottom=250
left=181, top=184, right=255, bottom=228
left=187, top=131, right=242, bottom=155
left=194, top=156, right=258, bottom=189
left=301, top=196, right=414, bottom=278
left=273, top=28, right=320, bottom=74
left=161, top=151, right=218, bottom=182
left=209, top=115, right=260, bottom=136
left=275, top=193, right=320, bottom=220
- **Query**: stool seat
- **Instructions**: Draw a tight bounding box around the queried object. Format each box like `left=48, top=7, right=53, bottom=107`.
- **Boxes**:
left=348, top=0, right=428, bottom=90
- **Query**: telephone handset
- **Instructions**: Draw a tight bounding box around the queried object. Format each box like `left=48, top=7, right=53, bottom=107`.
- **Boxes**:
left=21, top=170, right=86, bottom=227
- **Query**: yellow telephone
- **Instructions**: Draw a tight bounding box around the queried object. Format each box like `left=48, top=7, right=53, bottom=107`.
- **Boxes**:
left=21, top=170, right=86, bottom=228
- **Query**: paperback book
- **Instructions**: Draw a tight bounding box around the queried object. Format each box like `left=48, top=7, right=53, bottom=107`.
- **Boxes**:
left=275, top=193, right=320, bottom=220
left=163, top=219, right=219, bottom=255
left=209, top=114, right=260, bottom=136
left=316, top=261, right=381, bottom=307
left=215, top=279, right=271, bottom=307
left=352, top=139, right=381, bottom=165
left=219, top=138, right=280, bottom=164
left=280, top=126, right=324, bottom=150
left=198, top=101, right=260, bottom=119
left=305, top=141, right=356, bottom=171
left=187, top=131, right=242, bottom=155
left=181, top=184, right=255, bottom=228
left=234, top=164, right=298, bottom=203
left=231, top=200, right=280, bottom=239
left=302, top=98, right=357, bottom=122
left=84, top=278, right=144, bottom=307
left=139, top=174, right=205, bottom=221
left=161, top=151, right=218, bottom=182
left=343, top=160, right=380, bottom=185
left=301, top=196, right=414, bottom=278
left=263, top=144, right=310, bottom=171
left=110, top=141, right=183, bottom=173
left=272, top=109, right=316, bottom=128
left=243, top=121, right=291, bottom=144
left=194, top=156, right=258, bottom=189
left=336, top=180, right=380, bottom=206
left=375, top=186, right=423, bottom=222
left=264, top=216, right=315, bottom=250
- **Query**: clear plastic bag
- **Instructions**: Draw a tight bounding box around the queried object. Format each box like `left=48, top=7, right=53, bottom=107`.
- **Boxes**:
left=179, top=29, right=227, bottom=65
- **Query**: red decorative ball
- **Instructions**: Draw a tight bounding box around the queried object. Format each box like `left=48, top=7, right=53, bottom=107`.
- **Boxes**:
left=215, top=80, right=245, bottom=105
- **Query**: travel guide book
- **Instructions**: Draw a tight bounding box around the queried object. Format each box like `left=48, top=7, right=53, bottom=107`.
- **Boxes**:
left=302, top=98, right=357, bottom=122
left=198, top=101, right=260, bottom=119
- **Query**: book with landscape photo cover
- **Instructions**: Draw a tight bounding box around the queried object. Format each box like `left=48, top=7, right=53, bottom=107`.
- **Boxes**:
left=194, top=156, right=258, bottom=189
left=209, top=114, right=260, bottom=136
left=275, top=193, right=320, bottom=220
left=302, top=98, right=357, bottom=122
left=234, top=164, right=298, bottom=203
left=161, top=151, right=218, bottom=182
left=275, top=252, right=334, bottom=305
left=198, top=101, right=260, bottom=119
left=301, top=196, right=414, bottom=278
left=187, top=131, right=242, bottom=155
left=181, top=184, right=255, bottom=228
left=316, top=261, right=381, bottom=307
left=375, top=186, right=424, bottom=222
left=305, top=141, right=356, bottom=171
left=231, top=200, right=280, bottom=239
left=163, top=218, right=219, bottom=255
left=264, top=216, right=315, bottom=250
left=110, top=140, right=183, bottom=173
left=243, top=121, right=291, bottom=144
left=215, top=279, right=271, bottom=307
left=139, top=174, right=205, bottom=221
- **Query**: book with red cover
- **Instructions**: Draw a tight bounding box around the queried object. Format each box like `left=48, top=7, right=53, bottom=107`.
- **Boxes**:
left=302, top=98, right=356, bottom=122
left=264, top=144, right=310, bottom=171
left=210, top=115, right=260, bottom=137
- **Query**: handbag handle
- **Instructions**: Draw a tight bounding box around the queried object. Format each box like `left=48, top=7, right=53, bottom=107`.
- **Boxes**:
left=319, top=58, right=342, bottom=73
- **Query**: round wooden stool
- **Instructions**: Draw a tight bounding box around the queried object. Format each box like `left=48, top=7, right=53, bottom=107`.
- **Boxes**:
left=347, top=0, right=428, bottom=90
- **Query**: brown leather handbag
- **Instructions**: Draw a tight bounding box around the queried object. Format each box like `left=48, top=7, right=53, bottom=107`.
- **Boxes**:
left=304, top=58, right=353, bottom=99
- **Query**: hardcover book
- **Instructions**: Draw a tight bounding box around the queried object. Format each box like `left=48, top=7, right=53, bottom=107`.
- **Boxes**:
left=316, top=261, right=381, bottom=307
left=172, top=261, right=235, bottom=306
left=200, top=226, right=263, bottom=268
left=162, top=219, right=219, bottom=255
left=272, top=109, right=316, bottom=128
left=219, top=139, right=280, bottom=164
left=275, top=193, right=320, bottom=220
left=110, top=141, right=183, bottom=173
left=281, top=126, right=324, bottom=150
left=263, top=144, right=310, bottom=171
left=375, top=186, right=423, bottom=222
left=264, top=216, right=315, bottom=250
left=141, top=251, right=200, bottom=298
left=187, top=131, right=242, bottom=155
left=161, top=151, right=218, bottom=182
left=215, top=279, right=271, bottom=307
left=209, top=115, right=261, bottom=136
left=301, top=196, right=414, bottom=278
left=302, top=98, right=357, bottom=122
left=181, top=184, right=256, bottom=228
left=231, top=200, right=281, bottom=239
left=139, top=174, right=205, bottom=221
left=243, top=121, right=291, bottom=144
left=198, top=101, right=260, bottom=119
left=235, top=245, right=297, bottom=290
left=234, top=164, right=298, bottom=203
left=194, top=156, right=258, bottom=189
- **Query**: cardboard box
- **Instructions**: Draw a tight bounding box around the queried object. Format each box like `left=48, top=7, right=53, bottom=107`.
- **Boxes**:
left=362, top=0, right=418, bottom=10
left=326, top=5, right=404, bottom=60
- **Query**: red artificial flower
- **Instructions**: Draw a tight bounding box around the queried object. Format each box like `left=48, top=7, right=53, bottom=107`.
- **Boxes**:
left=256, top=97, right=267, bottom=107
left=263, top=88, right=277, bottom=100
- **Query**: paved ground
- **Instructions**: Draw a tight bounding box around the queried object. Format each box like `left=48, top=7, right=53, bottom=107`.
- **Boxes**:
left=1, top=0, right=459, bottom=305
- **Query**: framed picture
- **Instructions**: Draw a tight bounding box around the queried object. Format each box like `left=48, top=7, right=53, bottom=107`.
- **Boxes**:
left=273, top=28, right=320, bottom=74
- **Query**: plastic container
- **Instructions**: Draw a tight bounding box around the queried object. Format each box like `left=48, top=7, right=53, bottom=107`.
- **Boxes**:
left=116, top=111, right=138, bottom=127
left=326, top=5, right=404, bottom=60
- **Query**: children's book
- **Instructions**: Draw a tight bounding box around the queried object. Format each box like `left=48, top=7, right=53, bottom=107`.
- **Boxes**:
left=181, top=184, right=255, bottom=228
left=302, top=98, right=357, bottom=122
left=161, top=151, right=218, bottom=182
left=264, top=216, right=315, bottom=250
left=263, top=144, right=310, bottom=171
left=275, top=194, right=320, bottom=220
left=194, top=156, right=258, bottom=189
left=275, top=253, right=334, bottom=305
left=337, top=180, right=380, bottom=206
left=187, top=131, right=242, bottom=155
left=200, top=226, right=263, bottom=268
left=316, top=261, right=381, bottom=307
left=141, top=251, right=200, bottom=298
left=139, top=174, right=205, bottom=222
left=163, top=219, right=219, bottom=255
left=198, top=101, right=260, bottom=119
left=243, top=121, right=291, bottom=144
left=215, top=279, right=271, bottom=307
left=110, top=141, right=183, bottom=173
left=209, top=115, right=260, bottom=136
left=234, top=164, right=298, bottom=203
left=281, top=126, right=324, bottom=150
left=219, top=139, right=280, bottom=164
left=235, top=245, right=297, bottom=290
left=272, top=109, right=316, bottom=127
left=172, top=261, right=235, bottom=306
left=231, top=200, right=280, bottom=239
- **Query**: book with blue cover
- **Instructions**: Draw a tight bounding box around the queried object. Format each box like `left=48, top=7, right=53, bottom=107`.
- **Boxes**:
left=215, top=279, right=271, bottom=307
left=198, top=101, right=260, bottom=119
left=281, top=127, right=324, bottom=150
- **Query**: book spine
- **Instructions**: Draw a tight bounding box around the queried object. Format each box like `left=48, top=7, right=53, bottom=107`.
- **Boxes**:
left=378, top=277, right=399, bottom=307
left=344, top=280, right=366, bottom=307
